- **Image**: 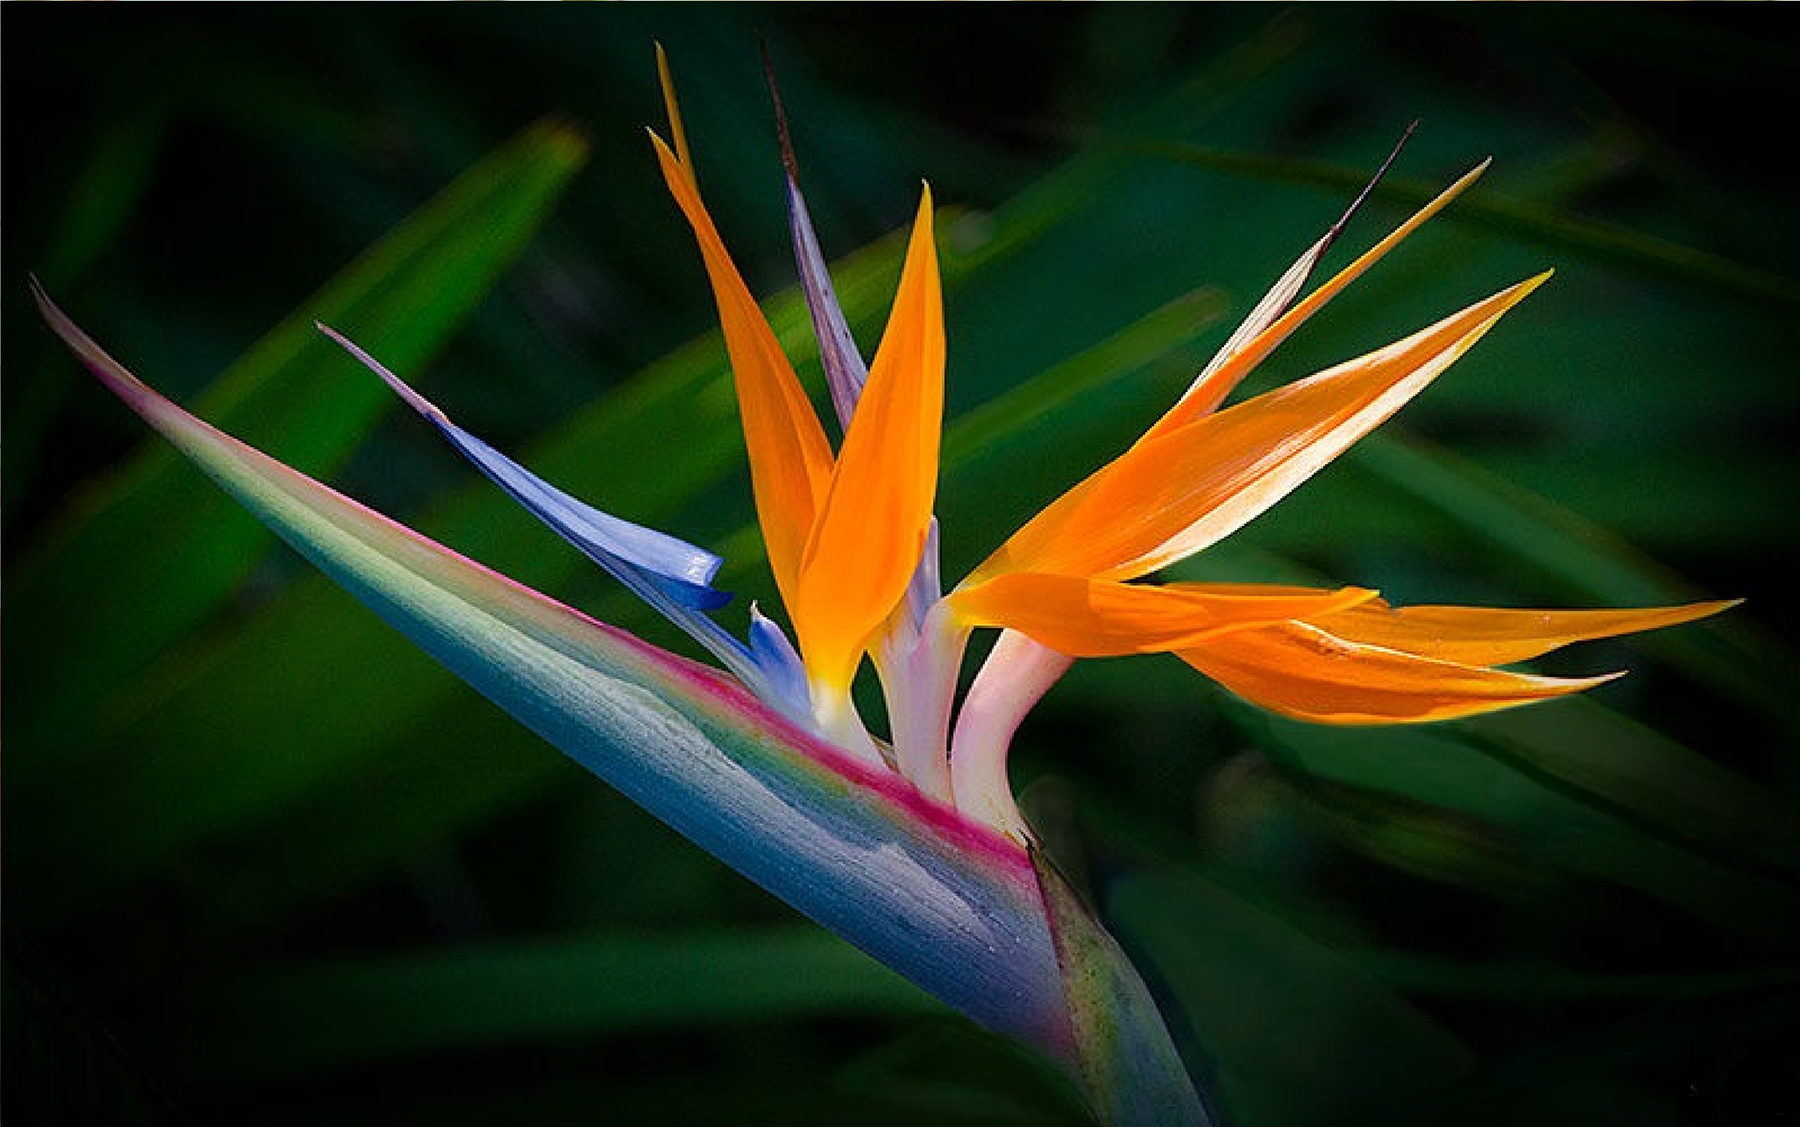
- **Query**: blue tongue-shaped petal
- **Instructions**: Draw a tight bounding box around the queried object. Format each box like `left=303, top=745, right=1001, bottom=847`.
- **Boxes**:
left=320, top=325, right=727, bottom=610
left=747, top=601, right=810, bottom=709
left=435, top=424, right=730, bottom=611
left=766, top=57, right=868, bottom=436
left=784, top=174, right=866, bottom=434
left=320, top=326, right=810, bottom=722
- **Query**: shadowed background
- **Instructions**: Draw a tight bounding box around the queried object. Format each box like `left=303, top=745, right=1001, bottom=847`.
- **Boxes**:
left=6, top=6, right=1798, bottom=1126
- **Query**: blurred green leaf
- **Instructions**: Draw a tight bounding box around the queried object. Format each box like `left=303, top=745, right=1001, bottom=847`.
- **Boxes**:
left=1459, top=698, right=1800, bottom=876
left=38, top=104, right=173, bottom=291
left=4, top=105, right=176, bottom=544
left=11, top=117, right=589, bottom=782
left=1236, top=704, right=1800, bottom=949
left=1351, top=434, right=1795, bottom=726
left=1146, top=142, right=1800, bottom=309
left=1108, top=866, right=1474, bottom=1127
left=170, top=927, right=944, bottom=1089
left=943, top=286, right=1227, bottom=465
left=835, top=1020, right=1094, bottom=1125
left=1224, top=761, right=1575, bottom=905
left=1347, top=947, right=1800, bottom=1002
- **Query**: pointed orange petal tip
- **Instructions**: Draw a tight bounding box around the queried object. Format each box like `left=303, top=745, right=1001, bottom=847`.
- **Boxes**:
left=947, top=575, right=1378, bottom=658
left=1180, top=619, right=1626, bottom=725
left=646, top=80, right=835, bottom=614
left=971, top=270, right=1550, bottom=588
left=653, top=42, right=695, bottom=182
left=788, top=178, right=944, bottom=690
left=1314, top=596, right=1738, bottom=667
left=1154, top=155, right=1503, bottom=432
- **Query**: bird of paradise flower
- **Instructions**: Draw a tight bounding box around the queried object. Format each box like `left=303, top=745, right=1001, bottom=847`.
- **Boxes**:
left=34, top=47, right=1731, bottom=1127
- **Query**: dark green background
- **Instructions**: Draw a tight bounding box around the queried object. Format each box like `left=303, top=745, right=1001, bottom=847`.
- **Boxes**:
left=6, top=6, right=1797, bottom=1126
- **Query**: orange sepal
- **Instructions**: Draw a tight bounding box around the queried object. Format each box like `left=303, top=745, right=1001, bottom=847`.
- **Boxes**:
left=650, top=134, right=834, bottom=608
left=949, top=574, right=1377, bottom=658
left=1149, top=161, right=1489, bottom=435
left=1178, top=619, right=1619, bottom=725
left=791, top=189, right=946, bottom=689
left=969, top=273, right=1548, bottom=588
left=1309, top=598, right=1740, bottom=666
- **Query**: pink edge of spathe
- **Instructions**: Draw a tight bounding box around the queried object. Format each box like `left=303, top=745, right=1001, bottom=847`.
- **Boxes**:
left=35, top=281, right=1037, bottom=888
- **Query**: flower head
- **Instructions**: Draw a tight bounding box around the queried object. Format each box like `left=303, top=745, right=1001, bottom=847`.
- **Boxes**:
left=558, top=52, right=1729, bottom=839
left=34, top=47, right=1733, bottom=1127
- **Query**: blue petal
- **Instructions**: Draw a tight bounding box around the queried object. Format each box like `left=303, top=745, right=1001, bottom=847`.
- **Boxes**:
left=319, top=326, right=823, bottom=718
left=747, top=602, right=810, bottom=715
left=433, top=421, right=730, bottom=611
left=319, top=325, right=728, bottom=611
left=781, top=154, right=868, bottom=433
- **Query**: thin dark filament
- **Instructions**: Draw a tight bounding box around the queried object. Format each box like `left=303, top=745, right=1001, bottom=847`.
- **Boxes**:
left=1322, top=119, right=1420, bottom=253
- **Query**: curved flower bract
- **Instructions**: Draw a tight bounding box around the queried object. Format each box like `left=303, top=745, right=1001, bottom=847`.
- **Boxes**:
left=32, top=285, right=1080, bottom=1066
left=37, top=47, right=1734, bottom=1127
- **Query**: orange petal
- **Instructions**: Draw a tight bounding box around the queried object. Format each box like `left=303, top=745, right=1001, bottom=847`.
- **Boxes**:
left=949, top=574, right=1377, bottom=657
left=653, top=43, right=697, bottom=187
left=1179, top=619, right=1618, bottom=724
left=1310, top=599, right=1740, bottom=666
left=791, top=189, right=946, bottom=689
left=1190, top=231, right=1330, bottom=397
left=650, top=109, right=832, bottom=611
left=1149, top=161, right=1489, bottom=434
left=969, top=273, right=1549, bottom=587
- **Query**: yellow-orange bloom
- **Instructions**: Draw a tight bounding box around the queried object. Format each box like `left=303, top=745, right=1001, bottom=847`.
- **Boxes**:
left=647, top=51, right=1731, bottom=831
